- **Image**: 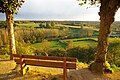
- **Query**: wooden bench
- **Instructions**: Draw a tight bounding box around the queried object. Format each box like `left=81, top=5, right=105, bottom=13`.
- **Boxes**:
left=13, top=54, right=77, bottom=80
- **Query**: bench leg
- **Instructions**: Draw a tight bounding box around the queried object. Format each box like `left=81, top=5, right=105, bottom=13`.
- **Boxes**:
left=20, top=69, right=23, bottom=75
left=63, top=67, right=67, bottom=80
left=63, top=57, right=67, bottom=80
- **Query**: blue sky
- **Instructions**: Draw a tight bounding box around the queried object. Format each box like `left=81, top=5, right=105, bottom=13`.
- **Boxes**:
left=0, top=0, right=120, bottom=21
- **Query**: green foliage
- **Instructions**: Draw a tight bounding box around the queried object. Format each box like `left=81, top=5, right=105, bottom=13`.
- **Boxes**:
left=0, top=0, right=25, bottom=14
left=34, top=40, right=50, bottom=56
left=39, top=22, right=56, bottom=29
left=107, top=41, right=120, bottom=66
left=51, top=21, right=55, bottom=28
left=66, top=40, right=74, bottom=50
left=34, top=49, right=47, bottom=56
left=0, top=53, right=10, bottom=59
left=40, top=39, right=50, bottom=51
left=51, top=77, right=60, bottom=80
left=15, top=29, right=44, bottom=43
left=16, top=41, right=35, bottom=55
left=39, top=23, right=46, bottom=28
left=78, top=0, right=100, bottom=6
left=0, top=21, right=6, bottom=28
left=49, top=48, right=66, bottom=57
left=67, top=46, right=95, bottom=63
left=15, top=28, right=60, bottom=43
left=111, top=64, right=120, bottom=71
left=0, top=45, right=9, bottom=55
left=16, top=22, right=38, bottom=28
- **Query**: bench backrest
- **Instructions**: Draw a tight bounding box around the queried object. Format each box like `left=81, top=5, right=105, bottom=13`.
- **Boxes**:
left=13, top=54, right=77, bottom=69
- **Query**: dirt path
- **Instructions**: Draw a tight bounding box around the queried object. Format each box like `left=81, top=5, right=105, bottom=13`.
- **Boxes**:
left=0, top=60, right=120, bottom=80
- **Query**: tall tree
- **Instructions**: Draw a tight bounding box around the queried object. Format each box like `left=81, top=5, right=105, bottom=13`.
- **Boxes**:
left=79, top=0, right=120, bottom=73
left=0, top=0, right=25, bottom=60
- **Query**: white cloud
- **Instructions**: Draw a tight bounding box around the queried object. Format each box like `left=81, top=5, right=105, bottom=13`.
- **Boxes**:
left=115, top=8, right=120, bottom=21
left=0, top=0, right=120, bottom=21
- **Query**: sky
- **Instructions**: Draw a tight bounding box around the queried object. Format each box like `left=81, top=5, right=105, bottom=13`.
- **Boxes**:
left=0, top=0, right=120, bottom=21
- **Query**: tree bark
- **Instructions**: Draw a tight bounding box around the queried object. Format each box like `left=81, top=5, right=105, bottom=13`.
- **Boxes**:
left=90, top=0, right=119, bottom=73
left=6, top=11, right=16, bottom=60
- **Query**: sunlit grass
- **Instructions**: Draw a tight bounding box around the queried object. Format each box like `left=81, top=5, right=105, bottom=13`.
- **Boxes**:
left=108, top=37, right=120, bottom=43
left=31, top=41, right=66, bottom=49
left=0, top=54, right=10, bottom=59
left=17, top=23, right=39, bottom=28
left=31, top=38, right=98, bottom=50
left=31, top=37, right=120, bottom=50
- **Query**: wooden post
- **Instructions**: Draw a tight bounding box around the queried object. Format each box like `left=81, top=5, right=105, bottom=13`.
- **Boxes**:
left=20, top=55, right=23, bottom=75
left=63, top=57, right=67, bottom=80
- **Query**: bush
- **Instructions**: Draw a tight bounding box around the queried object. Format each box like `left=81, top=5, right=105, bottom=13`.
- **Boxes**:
left=15, top=28, right=60, bottom=43
left=0, top=45, right=9, bottom=55
left=16, top=41, right=35, bottom=55
left=66, top=46, right=95, bottom=63
left=34, top=40, right=50, bottom=56
left=48, top=48, right=66, bottom=57
left=0, top=53, right=10, bottom=59
left=34, top=49, right=47, bottom=56
left=107, top=41, right=120, bottom=66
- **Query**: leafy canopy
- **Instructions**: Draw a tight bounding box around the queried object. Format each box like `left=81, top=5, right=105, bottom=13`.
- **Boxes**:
left=78, top=0, right=100, bottom=5
left=0, top=0, right=25, bottom=14
left=78, top=0, right=120, bottom=8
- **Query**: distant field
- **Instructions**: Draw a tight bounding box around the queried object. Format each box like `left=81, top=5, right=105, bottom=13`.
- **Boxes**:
left=108, top=38, right=120, bottom=43
left=31, top=38, right=120, bottom=50
left=16, top=22, right=39, bottom=28
left=31, top=38, right=98, bottom=50
left=31, top=41, right=66, bottom=49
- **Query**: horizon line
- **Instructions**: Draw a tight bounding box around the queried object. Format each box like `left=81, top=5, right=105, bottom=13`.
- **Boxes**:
left=0, top=19, right=120, bottom=22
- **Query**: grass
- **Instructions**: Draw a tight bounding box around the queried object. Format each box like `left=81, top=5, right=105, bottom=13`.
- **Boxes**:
left=108, top=37, right=120, bottom=43
left=73, top=41, right=97, bottom=47
left=62, top=38, right=98, bottom=42
left=31, top=41, right=66, bottom=50
left=63, top=38, right=98, bottom=48
left=0, top=54, right=10, bottom=59
left=31, top=38, right=98, bottom=50
left=0, top=60, right=120, bottom=80
left=17, top=23, right=39, bottom=28
left=50, top=41, right=66, bottom=49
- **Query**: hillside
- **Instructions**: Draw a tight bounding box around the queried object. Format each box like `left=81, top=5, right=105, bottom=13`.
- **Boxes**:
left=0, top=60, right=120, bottom=80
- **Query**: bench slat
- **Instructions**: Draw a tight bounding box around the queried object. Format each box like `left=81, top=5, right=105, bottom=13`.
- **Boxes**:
left=24, top=60, right=76, bottom=69
left=13, top=54, right=21, bottom=57
left=14, top=59, right=76, bottom=69
left=13, top=54, right=77, bottom=62
left=14, top=59, right=21, bottom=64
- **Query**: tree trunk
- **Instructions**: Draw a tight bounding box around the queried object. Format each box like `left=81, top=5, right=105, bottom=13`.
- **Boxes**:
left=6, top=11, right=16, bottom=60
left=90, top=0, right=119, bottom=73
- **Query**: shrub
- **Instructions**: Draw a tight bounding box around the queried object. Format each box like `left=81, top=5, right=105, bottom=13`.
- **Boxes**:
left=107, top=41, right=120, bottom=66
left=16, top=41, right=35, bottom=55
left=66, top=46, right=95, bottom=63
left=34, top=40, right=50, bottom=56
left=0, top=44, right=9, bottom=55
left=48, top=48, right=66, bottom=57
left=0, top=53, right=10, bottom=59
left=15, top=29, right=44, bottom=43
left=51, top=77, right=60, bottom=80
left=66, top=40, right=74, bottom=50
left=34, top=49, right=47, bottom=56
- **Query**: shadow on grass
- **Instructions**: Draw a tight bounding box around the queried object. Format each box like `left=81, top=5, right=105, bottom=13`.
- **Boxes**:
left=0, top=71, right=22, bottom=80
left=47, top=68, right=110, bottom=80
left=74, top=38, right=98, bottom=42
left=0, top=68, right=111, bottom=80
left=0, top=60, right=11, bottom=62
